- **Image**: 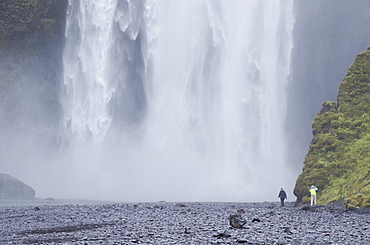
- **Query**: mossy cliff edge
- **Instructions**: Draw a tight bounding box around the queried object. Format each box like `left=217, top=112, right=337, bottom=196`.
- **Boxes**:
left=0, top=0, right=67, bottom=48
left=294, top=48, right=370, bottom=208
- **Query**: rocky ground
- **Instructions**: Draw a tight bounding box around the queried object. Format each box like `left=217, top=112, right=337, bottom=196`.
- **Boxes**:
left=0, top=200, right=369, bottom=244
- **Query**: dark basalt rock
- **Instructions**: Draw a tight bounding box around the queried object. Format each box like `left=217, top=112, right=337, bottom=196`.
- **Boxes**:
left=213, top=230, right=231, bottom=238
left=0, top=173, right=36, bottom=199
left=0, top=202, right=369, bottom=244
left=229, top=214, right=247, bottom=228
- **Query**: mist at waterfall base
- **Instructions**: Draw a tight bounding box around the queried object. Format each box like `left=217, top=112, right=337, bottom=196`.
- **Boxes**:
left=56, top=0, right=296, bottom=202
left=1, top=1, right=370, bottom=203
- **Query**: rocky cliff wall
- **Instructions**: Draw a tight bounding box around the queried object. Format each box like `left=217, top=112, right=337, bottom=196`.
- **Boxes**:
left=294, top=48, right=370, bottom=208
left=0, top=0, right=67, bottom=151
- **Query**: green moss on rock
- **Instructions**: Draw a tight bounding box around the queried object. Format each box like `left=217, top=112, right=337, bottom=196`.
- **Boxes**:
left=294, top=49, right=370, bottom=208
left=0, top=0, right=67, bottom=48
left=41, top=18, right=56, bottom=38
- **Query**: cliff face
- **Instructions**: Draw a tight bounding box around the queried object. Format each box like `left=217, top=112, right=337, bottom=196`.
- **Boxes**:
left=294, top=48, right=370, bottom=208
left=0, top=0, right=67, bottom=47
left=0, top=0, right=68, bottom=149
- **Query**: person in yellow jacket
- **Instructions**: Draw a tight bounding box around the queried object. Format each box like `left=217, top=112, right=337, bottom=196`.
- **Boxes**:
left=309, top=185, right=318, bottom=206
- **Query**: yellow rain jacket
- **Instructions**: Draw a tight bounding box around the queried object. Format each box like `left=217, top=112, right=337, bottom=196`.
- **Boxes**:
left=309, top=186, right=318, bottom=195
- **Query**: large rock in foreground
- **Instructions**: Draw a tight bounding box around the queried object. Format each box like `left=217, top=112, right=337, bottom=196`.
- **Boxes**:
left=0, top=173, right=36, bottom=199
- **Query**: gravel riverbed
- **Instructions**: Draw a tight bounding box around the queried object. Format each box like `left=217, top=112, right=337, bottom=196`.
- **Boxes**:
left=0, top=200, right=369, bottom=244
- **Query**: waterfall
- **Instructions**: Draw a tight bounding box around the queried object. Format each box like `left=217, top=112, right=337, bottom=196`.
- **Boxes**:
left=60, top=0, right=294, bottom=202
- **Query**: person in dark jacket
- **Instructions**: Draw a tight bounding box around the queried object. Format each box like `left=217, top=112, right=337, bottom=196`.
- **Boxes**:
left=278, top=188, right=287, bottom=207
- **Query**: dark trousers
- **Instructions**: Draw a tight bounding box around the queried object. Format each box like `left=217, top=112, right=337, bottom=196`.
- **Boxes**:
left=280, top=198, right=285, bottom=207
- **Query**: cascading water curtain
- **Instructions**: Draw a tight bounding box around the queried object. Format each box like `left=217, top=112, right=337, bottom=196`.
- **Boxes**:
left=60, top=0, right=294, bottom=202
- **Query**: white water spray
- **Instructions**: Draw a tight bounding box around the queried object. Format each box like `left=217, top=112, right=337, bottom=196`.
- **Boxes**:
left=60, top=0, right=294, bottom=202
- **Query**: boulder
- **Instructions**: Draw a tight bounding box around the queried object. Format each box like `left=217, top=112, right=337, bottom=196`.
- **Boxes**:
left=0, top=173, right=36, bottom=199
left=229, top=214, right=247, bottom=228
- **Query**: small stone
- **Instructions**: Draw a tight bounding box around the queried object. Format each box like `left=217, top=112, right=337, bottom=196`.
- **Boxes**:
left=213, top=230, right=231, bottom=238
left=175, top=203, right=187, bottom=207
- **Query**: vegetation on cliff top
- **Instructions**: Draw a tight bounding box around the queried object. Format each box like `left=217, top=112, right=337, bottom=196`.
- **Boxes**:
left=294, top=48, right=370, bottom=208
left=0, top=0, right=67, bottom=48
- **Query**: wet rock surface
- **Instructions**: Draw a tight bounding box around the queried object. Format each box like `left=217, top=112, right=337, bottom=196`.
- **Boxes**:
left=0, top=173, right=36, bottom=199
left=0, top=201, right=369, bottom=244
